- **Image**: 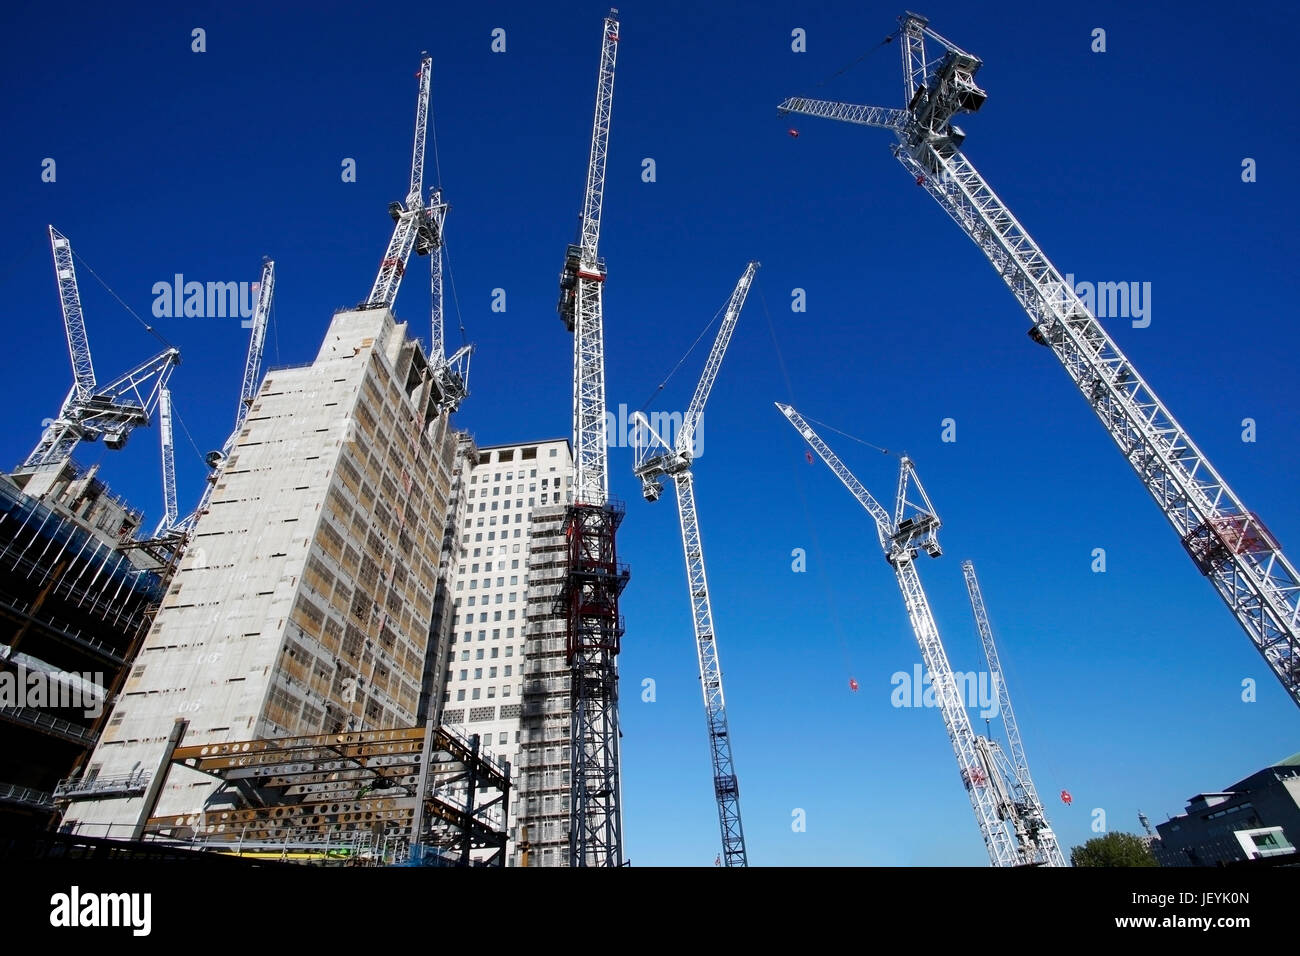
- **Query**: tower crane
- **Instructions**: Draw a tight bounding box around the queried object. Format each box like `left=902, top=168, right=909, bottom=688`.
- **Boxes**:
left=779, top=12, right=1300, bottom=707
left=961, top=559, right=1065, bottom=866
left=425, top=187, right=473, bottom=414
left=177, top=259, right=274, bottom=534
left=153, top=386, right=179, bottom=537
left=556, top=8, right=629, bottom=868
left=22, top=226, right=180, bottom=497
left=632, top=260, right=758, bottom=868
left=365, top=54, right=438, bottom=311
left=778, top=402, right=1062, bottom=866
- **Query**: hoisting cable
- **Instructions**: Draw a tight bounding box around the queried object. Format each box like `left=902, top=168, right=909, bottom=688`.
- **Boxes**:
left=760, top=280, right=859, bottom=686
left=70, top=249, right=176, bottom=352
left=811, top=30, right=898, bottom=89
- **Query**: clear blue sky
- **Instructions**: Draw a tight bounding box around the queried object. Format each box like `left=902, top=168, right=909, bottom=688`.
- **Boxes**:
left=2, top=0, right=1296, bottom=866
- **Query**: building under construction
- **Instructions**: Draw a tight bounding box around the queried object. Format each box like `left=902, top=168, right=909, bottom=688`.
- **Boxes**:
left=59, top=306, right=463, bottom=839
left=0, top=464, right=165, bottom=830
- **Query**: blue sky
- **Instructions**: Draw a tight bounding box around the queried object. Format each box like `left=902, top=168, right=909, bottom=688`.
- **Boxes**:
left=2, top=0, right=1297, bottom=866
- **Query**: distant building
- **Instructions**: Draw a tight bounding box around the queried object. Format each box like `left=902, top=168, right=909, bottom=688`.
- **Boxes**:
left=59, top=306, right=461, bottom=837
left=436, top=439, right=575, bottom=865
left=0, top=464, right=164, bottom=829
left=1153, top=753, right=1300, bottom=866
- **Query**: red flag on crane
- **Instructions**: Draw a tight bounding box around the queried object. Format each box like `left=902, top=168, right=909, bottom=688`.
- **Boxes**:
left=848, top=677, right=860, bottom=692
left=1060, top=789, right=1073, bottom=806
left=787, top=128, right=800, bottom=138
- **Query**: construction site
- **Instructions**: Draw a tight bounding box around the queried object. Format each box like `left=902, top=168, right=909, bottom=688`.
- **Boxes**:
left=1, top=6, right=1296, bottom=876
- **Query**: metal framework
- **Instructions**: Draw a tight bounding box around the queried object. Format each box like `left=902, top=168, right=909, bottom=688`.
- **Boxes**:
left=779, top=11, right=1300, bottom=708
left=25, top=227, right=180, bottom=471
left=366, top=54, right=437, bottom=310
left=558, top=9, right=625, bottom=867
left=961, top=560, right=1065, bottom=866
left=131, top=726, right=511, bottom=866
left=632, top=261, right=758, bottom=866
left=779, top=402, right=1050, bottom=866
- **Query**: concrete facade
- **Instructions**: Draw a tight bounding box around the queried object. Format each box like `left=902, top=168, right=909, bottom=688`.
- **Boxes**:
left=61, top=306, right=459, bottom=836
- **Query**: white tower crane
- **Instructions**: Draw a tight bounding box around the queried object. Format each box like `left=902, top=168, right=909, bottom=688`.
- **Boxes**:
left=961, top=559, right=1065, bottom=866
left=557, top=8, right=628, bottom=868
left=153, top=386, right=179, bottom=536
left=23, top=226, right=180, bottom=498
left=632, top=260, right=758, bottom=868
left=778, top=402, right=1062, bottom=866
left=365, top=54, right=437, bottom=311
left=425, top=187, right=472, bottom=414
left=779, top=12, right=1300, bottom=707
left=177, top=259, right=274, bottom=534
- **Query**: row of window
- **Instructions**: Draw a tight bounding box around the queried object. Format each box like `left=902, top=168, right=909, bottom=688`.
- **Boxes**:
left=457, top=645, right=525, bottom=660
left=452, top=627, right=517, bottom=642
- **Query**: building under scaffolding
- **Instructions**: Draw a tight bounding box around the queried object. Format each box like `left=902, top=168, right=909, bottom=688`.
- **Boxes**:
left=135, top=723, right=509, bottom=865
left=0, top=467, right=164, bottom=829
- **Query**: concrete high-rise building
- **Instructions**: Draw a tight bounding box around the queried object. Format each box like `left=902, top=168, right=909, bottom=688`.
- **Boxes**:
left=1152, top=753, right=1300, bottom=866
left=60, top=306, right=460, bottom=836
left=436, top=439, right=575, bottom=865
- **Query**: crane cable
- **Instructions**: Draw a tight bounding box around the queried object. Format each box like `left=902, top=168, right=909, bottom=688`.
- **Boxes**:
left=811, top=30, right=898, bottom=90
left=759, top=280, right=858, bottom=686
left=636, top=297, right=729, bottom=415
left=70, top=248, right=176, bottom=352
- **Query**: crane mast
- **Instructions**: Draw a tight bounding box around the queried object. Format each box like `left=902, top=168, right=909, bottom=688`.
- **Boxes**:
left=961, top=560, right=1065, bottom=866
left=179, top=259, right=274, bottom=534
left=557, top=8, right=627, bottom=868
left=633, top=261, right=758, bottom=867
left=779, top=11, right=1300, bottom=708
left=366, top=54, right=435, bottom=311
left=778, top=402, right=1050, bottom=866
left=426, top=188, right=472, bottom=414
left=153, top=386, right=178, bottom=537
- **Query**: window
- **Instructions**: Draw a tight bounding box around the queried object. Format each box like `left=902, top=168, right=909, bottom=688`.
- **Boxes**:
left=505, top=665, right=513, bottom=676
left=457, top=689, right=466, bottom=701
left=507, top=628, right=515, bottom=638
left=459, top=669, right=467, bottom=680
left=496, top=577, right=504, bottom=587
left=493, top=628, right=501, bottom=639
left=478, top=630, right=487, bottom=641
left=491, top=647, right=499, bottom=659
left=487, top=687, right=496, bottom=699
left=549, top=448, right=558, bottom=457
left=511, top=560, right=519, bottom=570
left=474, top=668, right=483, bottom=679
left=498, top=732, right=508, bottom=745
left=460, top=650, right=469, bottom=661
left=472, top=688, right=481, bottom=700
left=476, top=649, right=484, bottom=660
left=494, top=611, right=502, bottom=621
left=506, top=647, right=513, bottom=658
left=508, top=610, right=516, bottom=620
left=489, top=667, right=498, bottom=678
left=510, top=576, right=518, bottom=585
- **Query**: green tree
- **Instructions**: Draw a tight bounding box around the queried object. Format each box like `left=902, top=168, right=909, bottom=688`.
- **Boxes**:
left=1070, top=832, right=1157, bottom=867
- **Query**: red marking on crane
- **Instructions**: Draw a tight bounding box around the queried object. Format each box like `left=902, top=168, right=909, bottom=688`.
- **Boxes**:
left=848, top=677, right=859, bottom=692
left=1060, top=789, right=1073, bottom=806
left=915, top=175, right=926, bottom=185
left=787, top=128, right=800, bottom=138
left=576, top=270, right=606, bottom=282
left=608, top=33, right=619, bottom=42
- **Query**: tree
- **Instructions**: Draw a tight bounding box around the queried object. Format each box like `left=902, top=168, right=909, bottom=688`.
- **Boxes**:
left=1070, top=832, right=1157, bottom=867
